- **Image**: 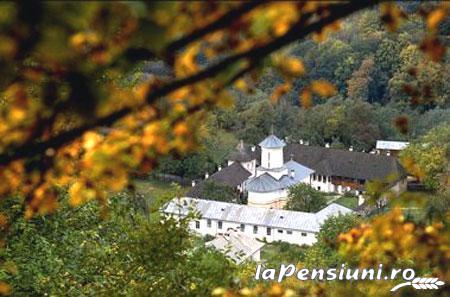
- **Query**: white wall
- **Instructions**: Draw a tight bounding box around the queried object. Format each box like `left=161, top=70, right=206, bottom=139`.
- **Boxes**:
left=170, top=214, right=317, bottom=246
left=310, top=174, right=333, bottom=193
left=389, top=178, right=407, bottom=195
left=241, top=160, right=257, bottom=176
left=261, top=147, right=284, bottom=169
left=248, top=189, right=288, bottom=208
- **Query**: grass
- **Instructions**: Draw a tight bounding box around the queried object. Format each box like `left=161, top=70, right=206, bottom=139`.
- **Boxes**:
left=260, top=241, right=306, bottom=265
left=132, top=178, right=189, bottom=211
left=334, top=195, right=358, bottom=210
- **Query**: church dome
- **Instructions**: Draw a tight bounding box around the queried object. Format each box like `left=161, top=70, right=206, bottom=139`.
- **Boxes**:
left=259, top=134, right=286, bottom=148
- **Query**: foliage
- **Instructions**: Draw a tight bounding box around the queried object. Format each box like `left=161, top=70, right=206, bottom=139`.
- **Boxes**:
left=284, top=184, right=327, bottom=213
left=260, top=241, right=306, bottom=268
left=302, top=214, right=362, bottom=268
left=400, top=124, right=450, bottom=190
left=0, top=1, right=447, bottom=296
left=202, top=180, right=239, bottom=203
left=0, top=194, right=238, bottom=296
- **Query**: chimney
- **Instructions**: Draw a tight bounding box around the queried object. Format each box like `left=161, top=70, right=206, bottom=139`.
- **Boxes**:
left=290, top=169, right=295, bottom=179
left=191, top=180, right=196, bottom=187
left=218, top=165, right=222, bottom=171
left=251, top=146, right=256, bottom=152
left=325, top=143, right=330, bottom=148
left=299, top=139, right=304, bottom=144
left=386, top=151, right=391, bottom=156
left=349, top=146, right=353, bottom=151
left=205, top=172, right=209, bottom=179
left=238, top=139, right=244, bottom=152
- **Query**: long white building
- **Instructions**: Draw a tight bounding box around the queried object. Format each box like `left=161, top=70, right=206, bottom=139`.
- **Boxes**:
left=161, top=197, right=353, bottom=246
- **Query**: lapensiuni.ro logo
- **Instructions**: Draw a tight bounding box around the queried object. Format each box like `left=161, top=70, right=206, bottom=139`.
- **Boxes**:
left=254, top=264, right=445, bottom=292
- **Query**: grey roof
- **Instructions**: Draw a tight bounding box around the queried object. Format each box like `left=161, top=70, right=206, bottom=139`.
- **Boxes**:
left=284, top=144, right=407, bottom=181
left=285, top=160, right=315, bottom=181
left=206, top=229, right=264, bottom=264
left=228, top=137, right=405, bottom=182
left=186, top=162, right=251, bottom=198
left=259, top=135, right=286, bottom=148
left=315, top=203, right=354, bottom=224
left=229, top=141, right=256, bottom=162
left=245, top=161, right=314, bottom=193
left=162, top=198, right=353, bottom=233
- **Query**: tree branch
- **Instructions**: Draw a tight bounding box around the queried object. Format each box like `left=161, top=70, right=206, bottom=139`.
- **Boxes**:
left=0, top=0, right=377, bottom=166
left=165, top=1, right=266, bottom=54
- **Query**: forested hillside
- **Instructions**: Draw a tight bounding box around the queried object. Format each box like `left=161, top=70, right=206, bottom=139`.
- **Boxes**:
left=156, top=6, right=449, bottom=179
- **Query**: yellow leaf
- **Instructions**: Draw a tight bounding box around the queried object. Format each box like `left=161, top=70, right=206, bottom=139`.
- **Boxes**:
left=216, top=92, right=234, bottom=109
left=310, top=80, right=337, bottom=97
left=427, top=8, right=447, bottom=31
left=284, top=57, right=305, bottom=77
left=234, top=79, right=248, bottom=92
left=300, top=88, right=312, bottom=109
left=271, top=83, right=291, bottom=103
left=173, top=122, right=188, bottom=136
left=82, top=132, right=103, bottom=151
left=0, top=282, right=11, bottom=296
left=380, top=3, right=405, bottom=32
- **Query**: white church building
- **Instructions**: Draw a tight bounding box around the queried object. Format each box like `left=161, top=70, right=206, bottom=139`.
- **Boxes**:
left=245, top=135, right=313, bottom=209
left=188, top=134, right=407, bottom=209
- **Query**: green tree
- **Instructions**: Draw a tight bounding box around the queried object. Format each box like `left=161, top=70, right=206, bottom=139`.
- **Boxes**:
left=284, top=184, right=327, bottom=213
left=1, top=193, right=238, bottom=296
left=202, top=180, right=239, bottom=203
left=303, top=214, right=361, bottom=267
left=400, top=124, right=450, bottom=190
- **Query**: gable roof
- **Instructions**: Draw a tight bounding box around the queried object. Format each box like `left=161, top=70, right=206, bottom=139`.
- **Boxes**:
left=245, top=160, right=315, bottom=193
left=315, top=203, right=354, bottom=224
left=162, top=198, right=353, bottom=233
left=229, top=141, right=255, bottom=162
left=284, top=144, right=406, bottom=181
left=186, top=162, right=251, bottom=198
left=259, top=134, right=286, bottom=148
left=206, top=229, right=264, bottom=264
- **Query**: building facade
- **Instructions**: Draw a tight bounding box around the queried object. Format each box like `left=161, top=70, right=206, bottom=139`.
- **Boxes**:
left=187, top=134, right=408, bottom=209
left=162, top=198, right=353, bottom=246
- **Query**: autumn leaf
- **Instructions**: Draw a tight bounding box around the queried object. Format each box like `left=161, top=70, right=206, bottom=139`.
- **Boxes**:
left=283, top=57, right=305, bottom=77
left=380, top=3, right=406, bottom=32
left=420, top=37, right=446, bottom=62
left=310, top=80, right=337, bottom=97
left=271, top=82, right=291, bottom=103
left=426, top=8, right=447, bottom=31
left=300, top=88, right=312, bottom=109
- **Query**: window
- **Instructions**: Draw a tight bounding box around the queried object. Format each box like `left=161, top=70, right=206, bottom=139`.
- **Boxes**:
left=287, top=230, right=293, bottom=235
left=319, top=175, right=322, bottom=182
left=240, top=224, right=245, bottom=231
left=195, top=221, right=200, bottom=229
left=253, top=225, right=258, bottom=234
left=266, top=227, right=271, bottom=236
left=317, top=186, right=321, bottom=191
left=278, top=229, right=283, bottom=234
left=218, top=221, right=223, bottom=229
left=207, top=219, right=211, bottom=228
left=301, top=232, right=307, bottom=237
